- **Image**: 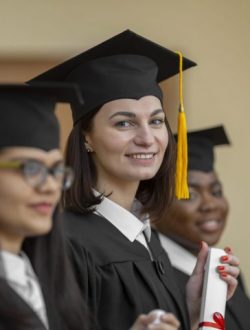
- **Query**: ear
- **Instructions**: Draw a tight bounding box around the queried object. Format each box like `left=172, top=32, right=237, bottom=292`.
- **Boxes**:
left=84, top=143, right=93, bottom=153
left=83, top=134, right=93, bottom=153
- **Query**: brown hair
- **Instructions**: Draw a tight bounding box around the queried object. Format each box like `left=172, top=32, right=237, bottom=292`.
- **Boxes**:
left=63, top=107, right=176, bottom=222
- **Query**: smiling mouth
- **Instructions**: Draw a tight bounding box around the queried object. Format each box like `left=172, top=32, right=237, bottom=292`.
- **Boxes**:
left=127, top=153, right=156, bottom=159
left=197, top=219, right=223, bottom=232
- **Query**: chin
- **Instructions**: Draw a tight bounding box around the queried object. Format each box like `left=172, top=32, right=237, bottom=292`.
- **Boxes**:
left=26, top=217, right=53, bottom=237
left=201, top=235, right=221, bottom=247
left=132, top=168, right=159, bottom=181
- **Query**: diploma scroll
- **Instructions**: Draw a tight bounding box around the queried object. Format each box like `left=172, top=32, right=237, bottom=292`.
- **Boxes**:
left=199, top=248, right=227, bottom=330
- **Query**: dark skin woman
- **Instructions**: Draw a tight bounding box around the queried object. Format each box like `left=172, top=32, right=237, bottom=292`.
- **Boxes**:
left=156, top=125, right=248, bottom=330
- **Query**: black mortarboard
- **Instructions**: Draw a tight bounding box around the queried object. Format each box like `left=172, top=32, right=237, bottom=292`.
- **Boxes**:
left=177, top=125, right=230, bottom=172
left=0, top=83, right=84, bottom=151
left=28, top=29, right=197, bottom=125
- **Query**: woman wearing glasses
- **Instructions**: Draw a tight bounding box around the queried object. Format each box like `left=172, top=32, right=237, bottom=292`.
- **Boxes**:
left=0, top=84, right=89, bottom=330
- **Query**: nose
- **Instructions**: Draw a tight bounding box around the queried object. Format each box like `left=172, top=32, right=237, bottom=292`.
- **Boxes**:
left=199, top=192, right=217, bottom=213
left=134, top=125, right=154, bottom=147
left=37, top=173, right=61, bottom=194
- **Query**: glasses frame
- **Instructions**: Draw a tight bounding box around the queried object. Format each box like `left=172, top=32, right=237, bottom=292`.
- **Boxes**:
left=0, top=159, right=74, bottom=190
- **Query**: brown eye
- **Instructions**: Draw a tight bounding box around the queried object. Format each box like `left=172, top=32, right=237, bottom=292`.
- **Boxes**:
left=187, top=188, right=199, bottom=201
left=150, top=118, right=164, bottom=126
left=212, top=188, right=223, bottom=198
left=115, top=121, right=132, bottom=128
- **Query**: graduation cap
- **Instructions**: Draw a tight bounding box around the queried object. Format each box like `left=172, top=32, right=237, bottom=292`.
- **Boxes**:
left=29, top=30, right=196, bottom=199
left=0, top=83, right=84, bottom=151
left=175, top=125, right=230, bottom=172
left=28, top=29, right=196, bottom=125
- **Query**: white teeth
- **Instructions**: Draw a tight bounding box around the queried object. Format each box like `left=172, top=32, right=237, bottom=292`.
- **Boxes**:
left=131, top=153, right=154, bottom=159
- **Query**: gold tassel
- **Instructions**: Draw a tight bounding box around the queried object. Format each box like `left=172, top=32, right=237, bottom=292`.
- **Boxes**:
left=175, top=51, right=189, bottom=199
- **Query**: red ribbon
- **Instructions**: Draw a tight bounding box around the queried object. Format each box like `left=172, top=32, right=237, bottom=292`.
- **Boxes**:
left=199, top=312, right=225, bottom=329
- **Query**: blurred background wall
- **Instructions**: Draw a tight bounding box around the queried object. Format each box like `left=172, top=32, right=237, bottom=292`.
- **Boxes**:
left=1, top=0, right=250, bottom=290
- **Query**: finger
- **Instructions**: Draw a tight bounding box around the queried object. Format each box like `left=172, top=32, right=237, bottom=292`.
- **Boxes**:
left=217, top=271, right=238, bottom=300
left=217, top=265, right=240, bottom=278
left=224, top=246, right=233, bottom=255
left=224, top=275, right=238, bottom=300
left=192, top=241, right=209, bottom=275
left=148, top=324, right=179, bottom=330
left=220, top=254, right=240, bottom=267
left=130, top=314, right=148, bottom=330
left=161, top=313, right=180, bottom=327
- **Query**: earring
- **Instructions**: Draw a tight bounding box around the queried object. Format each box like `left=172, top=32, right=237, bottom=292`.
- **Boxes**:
left=84, top=143, right=93, bottom=153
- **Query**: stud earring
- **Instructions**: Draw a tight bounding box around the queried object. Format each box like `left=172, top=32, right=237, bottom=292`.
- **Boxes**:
left=84, top=143, right=93, bottom=153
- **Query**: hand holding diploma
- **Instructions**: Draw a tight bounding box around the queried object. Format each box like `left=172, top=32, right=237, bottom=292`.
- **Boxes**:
left=186, top=242, right=240, bottom=330
left=130, top=309, right=180, bottom=330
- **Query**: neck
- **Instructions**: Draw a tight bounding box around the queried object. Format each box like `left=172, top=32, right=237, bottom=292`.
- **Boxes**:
left=0, top=232, right=23, bottom=254
left=96, top=179, right=139, bottom=211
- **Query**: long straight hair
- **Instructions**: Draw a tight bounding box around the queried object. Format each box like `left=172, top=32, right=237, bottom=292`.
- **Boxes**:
left=63, top=106, right=176, bottom=222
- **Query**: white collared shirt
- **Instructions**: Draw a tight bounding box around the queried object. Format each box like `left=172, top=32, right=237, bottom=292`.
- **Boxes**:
left=158, top=234, right=197, bottom=275
left=94, top=194, right=152, bottom=258
left=0, top=250, right=49, bottom=329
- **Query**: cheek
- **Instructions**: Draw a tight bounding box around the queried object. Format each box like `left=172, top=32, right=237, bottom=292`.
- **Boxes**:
left=93, top=132, right=128, bottom=156
left=158, top=128, right=169, bottom=152
left=0, top=177, right=30, bottom=217
left=172, top=204, right=198, bottom=226
left=220, top=199, right=229, bottom=218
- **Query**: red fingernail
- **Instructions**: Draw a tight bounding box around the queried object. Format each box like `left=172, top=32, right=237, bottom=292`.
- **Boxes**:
left=221, top=255, right=229, bottom=262
left=217, top=266, right=225, bottom=271
left=220, top=272, right=227, bottom=277
left=225, top=246, right=232, bottom=254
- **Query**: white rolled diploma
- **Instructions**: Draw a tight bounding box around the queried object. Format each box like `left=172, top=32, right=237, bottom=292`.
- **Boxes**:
left=199, top=248, right=227, bottom=329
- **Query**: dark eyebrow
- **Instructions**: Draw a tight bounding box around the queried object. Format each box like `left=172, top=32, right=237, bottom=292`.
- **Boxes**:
left=188, top=183, right=200, bottom=189
left=109, top=111, right=136, bottom=119
left=151, top=109, right=165, bottom=116
left=109, top=109, right=164, bottom=120
left=188, top=180, right=222, bottom=189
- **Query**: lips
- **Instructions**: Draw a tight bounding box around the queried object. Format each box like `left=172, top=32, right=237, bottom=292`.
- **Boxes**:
left=29, top=203, right=54, bottom=215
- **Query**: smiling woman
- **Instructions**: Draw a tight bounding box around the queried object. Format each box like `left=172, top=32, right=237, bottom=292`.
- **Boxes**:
left=28, top=30, right=238, bottom=330
left=156, top=125, right=250, bottom=330
left=0, top=84, right=88, bottom=330
left=0, top=148, right=64, bottom=250
left=84, top=96, right=168, bottom=194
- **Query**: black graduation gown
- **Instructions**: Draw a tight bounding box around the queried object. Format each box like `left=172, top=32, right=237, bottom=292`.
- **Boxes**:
left=0, top=279, right=47, bottom=330
left=63, top=211, right=190, bottom=330
left=173, top=268, right=250, bottom=330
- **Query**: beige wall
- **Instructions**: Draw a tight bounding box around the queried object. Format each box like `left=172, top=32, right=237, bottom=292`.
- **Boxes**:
left=1, top=0, right=250, bottom=291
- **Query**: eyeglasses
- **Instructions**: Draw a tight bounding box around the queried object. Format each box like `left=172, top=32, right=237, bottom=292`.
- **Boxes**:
left=0, top=159, right=74, bottom=190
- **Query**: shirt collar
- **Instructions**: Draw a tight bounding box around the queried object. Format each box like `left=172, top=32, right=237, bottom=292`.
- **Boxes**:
left=94, top=192, right=151, bottom=242
left=158, top=234, right=196, bottom=275
left=0, top=250, right=37, bottom=286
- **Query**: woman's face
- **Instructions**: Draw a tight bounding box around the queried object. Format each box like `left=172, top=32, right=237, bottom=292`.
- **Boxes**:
left=157, top=170, right=229, bottom=248
left=0, top=147, right=63, bottom=249
left=85, top=96, right=168, bottom=189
